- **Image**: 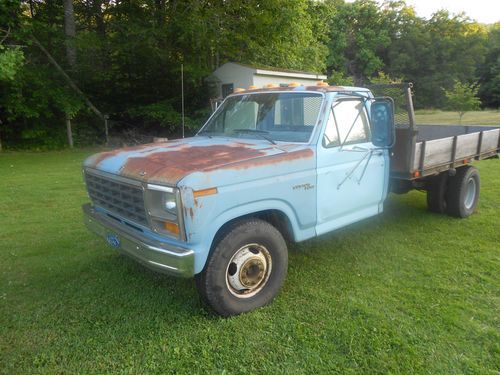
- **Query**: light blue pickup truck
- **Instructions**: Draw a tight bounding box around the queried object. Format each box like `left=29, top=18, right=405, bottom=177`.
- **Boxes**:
left=82, top=83, right=499, bottom=316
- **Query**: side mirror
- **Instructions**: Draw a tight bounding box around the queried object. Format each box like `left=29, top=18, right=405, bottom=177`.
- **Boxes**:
left=370, top=98, right=395, bottom=148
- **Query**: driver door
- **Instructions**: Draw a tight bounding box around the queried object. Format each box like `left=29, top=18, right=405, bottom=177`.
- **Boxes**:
left=316, top=97, right=389, bottom=235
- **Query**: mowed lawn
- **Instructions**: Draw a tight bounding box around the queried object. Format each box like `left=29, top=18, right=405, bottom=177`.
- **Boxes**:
left=0, top=150, right=498, bottom=374
left=414, top=109, right=500, bottom=126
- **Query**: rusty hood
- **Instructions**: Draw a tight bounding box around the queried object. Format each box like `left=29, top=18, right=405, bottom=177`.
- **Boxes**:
left=83, top=137, right=293, bottom=185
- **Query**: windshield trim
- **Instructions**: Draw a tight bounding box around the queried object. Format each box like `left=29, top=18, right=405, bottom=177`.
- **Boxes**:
left=197, top=91, right=326, bottom=145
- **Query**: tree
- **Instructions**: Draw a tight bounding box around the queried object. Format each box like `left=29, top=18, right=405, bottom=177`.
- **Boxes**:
left=383, top=8, right=488, bottom=108
left=1, top=0, right=498, bottom=149
left=444, top=81, right=481, bottom=124
left=327, top=0, right=391, bottom=85
left=478, top=23, right=500, bottom=108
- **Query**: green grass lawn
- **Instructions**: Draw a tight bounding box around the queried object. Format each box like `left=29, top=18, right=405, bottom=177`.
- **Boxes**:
left=414, top=109, right=500, bottom=126
left=1, top=150, right=498, bottom=374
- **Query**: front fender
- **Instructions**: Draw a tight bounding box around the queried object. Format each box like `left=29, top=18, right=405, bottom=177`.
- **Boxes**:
left=188, top=199, right=316, bottom=274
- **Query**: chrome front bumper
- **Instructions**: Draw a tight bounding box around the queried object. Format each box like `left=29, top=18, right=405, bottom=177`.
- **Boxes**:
left=82, top=204, right=194, bottom=277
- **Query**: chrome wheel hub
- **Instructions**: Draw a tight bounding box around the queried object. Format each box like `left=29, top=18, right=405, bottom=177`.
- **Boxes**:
left=226, top=244, right=272, bottom=298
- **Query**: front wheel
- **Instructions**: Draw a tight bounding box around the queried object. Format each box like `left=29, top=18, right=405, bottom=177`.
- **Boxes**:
left=195, top=219, right=288, bottom=316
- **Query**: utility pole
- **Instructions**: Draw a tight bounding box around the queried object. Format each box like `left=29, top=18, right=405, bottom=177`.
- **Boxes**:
left=181, top=63, right=185, bottom=138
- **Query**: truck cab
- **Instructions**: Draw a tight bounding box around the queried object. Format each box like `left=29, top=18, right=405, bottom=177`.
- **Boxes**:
left=83, top=83, right=495, bottom=316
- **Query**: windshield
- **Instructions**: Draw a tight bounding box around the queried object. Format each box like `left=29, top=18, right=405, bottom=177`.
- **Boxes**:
left=199, top=92, right=323, bottom=143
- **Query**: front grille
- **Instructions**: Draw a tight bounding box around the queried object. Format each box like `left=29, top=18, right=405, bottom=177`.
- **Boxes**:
left=85, top=171, right=148, bottom=226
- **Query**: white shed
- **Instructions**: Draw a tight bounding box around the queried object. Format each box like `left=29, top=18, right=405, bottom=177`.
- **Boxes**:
left=208, top=62, right=327, bottom=99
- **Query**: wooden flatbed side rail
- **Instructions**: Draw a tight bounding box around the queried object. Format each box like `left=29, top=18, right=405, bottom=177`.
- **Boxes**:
left=410, top=128, right=500, bottom=178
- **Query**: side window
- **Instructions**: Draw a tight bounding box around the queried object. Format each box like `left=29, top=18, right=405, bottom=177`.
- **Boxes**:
left=323, top=99, right=370, bottom=148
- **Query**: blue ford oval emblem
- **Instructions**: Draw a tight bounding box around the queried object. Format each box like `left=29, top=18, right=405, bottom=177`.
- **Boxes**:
left=106, top=233, right=120, bottom=248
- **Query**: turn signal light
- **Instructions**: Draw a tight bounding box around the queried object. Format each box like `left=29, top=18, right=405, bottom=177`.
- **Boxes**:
left=163, top=221, right=180, bottom=235
left=193, top=187, right=218, bottom=198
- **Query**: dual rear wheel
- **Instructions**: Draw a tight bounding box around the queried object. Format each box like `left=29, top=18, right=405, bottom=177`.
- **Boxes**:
left=426, top=165, right=480, bottom=218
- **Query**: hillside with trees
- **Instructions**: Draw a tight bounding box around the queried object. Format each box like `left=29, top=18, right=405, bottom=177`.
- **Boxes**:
left=0, top=0, right=498, bottom=149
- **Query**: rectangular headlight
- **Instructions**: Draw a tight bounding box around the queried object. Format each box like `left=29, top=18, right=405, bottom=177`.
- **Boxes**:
left=145, top=184, right=183, bottom=238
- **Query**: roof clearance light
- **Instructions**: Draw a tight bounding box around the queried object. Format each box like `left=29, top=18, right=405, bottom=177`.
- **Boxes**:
left=248, top=85, right=258, bottom=90
left=234, top=88, right=245, bottom=93
left=265, top=83, right=278, bottom=88
left=288, top=82, right=300, bottom=87
left=316, top=81, right=329, bottom=87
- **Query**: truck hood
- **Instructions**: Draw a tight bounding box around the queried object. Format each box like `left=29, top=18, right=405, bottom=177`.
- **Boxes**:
left=84, top=137, right=304, bottom=185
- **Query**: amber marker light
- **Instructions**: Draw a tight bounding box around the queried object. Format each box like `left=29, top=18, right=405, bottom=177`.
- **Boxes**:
left=316, top=81, right=329, bottom=86
left=193, top=187, right=218, bottom=198
left=248, top=85, right=258, bottom=90
left=265, top=83, right=278, bottom=88
left=164, top=221, right=180, bottom=235
left=288, top=82, right=300, bottom=87
left=234, top=88, right=245, bottom=93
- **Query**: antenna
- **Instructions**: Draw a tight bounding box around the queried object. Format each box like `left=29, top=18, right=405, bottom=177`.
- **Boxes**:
left=181, top=63, right=185, bottom=138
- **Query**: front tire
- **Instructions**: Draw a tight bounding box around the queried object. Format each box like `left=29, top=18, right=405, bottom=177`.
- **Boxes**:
left=446, top=166, right=480, bottom=218
left=195, top=219, right=288, bottom=316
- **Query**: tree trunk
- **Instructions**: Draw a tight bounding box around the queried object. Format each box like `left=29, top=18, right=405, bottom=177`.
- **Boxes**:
left=155, top=0, right=164, bottom=28
left=66, top=114, right=74, bottom=148
left=93, top=0, right=106, bottom=37
left=63, top=0, right=77, bottom=68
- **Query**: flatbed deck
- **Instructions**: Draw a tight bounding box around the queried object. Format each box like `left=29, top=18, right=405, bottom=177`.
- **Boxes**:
left=369, top=83, right=499, bottom=180
left=392, top=125, right=499, bottom=179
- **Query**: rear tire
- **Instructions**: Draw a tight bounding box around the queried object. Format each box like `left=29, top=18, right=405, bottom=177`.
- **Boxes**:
left=426, top=172, right=448, bottom=214
left=195, top=219, right=288, bottom=316
left=446, top=166, right=480, bottom=218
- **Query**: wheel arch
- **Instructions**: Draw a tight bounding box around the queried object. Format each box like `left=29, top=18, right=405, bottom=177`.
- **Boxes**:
left=193, top=200, right=314, bottom=274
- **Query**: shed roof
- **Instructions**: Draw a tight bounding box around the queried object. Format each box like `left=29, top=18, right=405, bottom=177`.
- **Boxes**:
left=215, top=62, right=327, bottom=80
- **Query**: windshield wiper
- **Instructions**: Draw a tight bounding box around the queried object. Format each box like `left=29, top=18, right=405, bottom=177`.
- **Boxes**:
left=232, top=129, right=277, bottom=145
left=198, top=130, right=220, bottom=138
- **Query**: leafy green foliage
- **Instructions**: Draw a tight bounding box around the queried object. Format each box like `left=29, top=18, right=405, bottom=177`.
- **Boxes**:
left=0, top=47, right=24, bottom=81
left=0, top=0, right=499, bottom=149
left=327, top=71, right=354, bottom=86
left=327, top=0, right=391, bottom=84
left=444, top=81, right=481, bottom=123
left=478, top=23, right=500, bottom=108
